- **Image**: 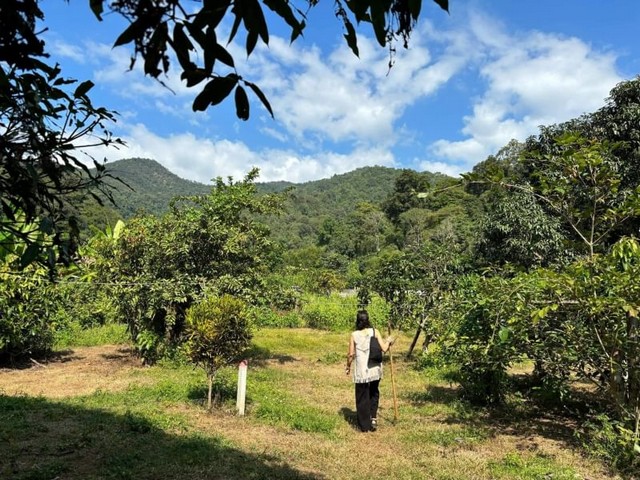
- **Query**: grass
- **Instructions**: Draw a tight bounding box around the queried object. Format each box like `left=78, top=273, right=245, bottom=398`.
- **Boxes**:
left=54, top=322, right=129, bottom=349
left=0, top=327, right=618, bottom=480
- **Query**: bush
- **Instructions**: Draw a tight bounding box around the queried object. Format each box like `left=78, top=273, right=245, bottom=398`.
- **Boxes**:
left=0, top=270, right=63, bottom=362
left=184, top=294, right=253, bottom=410
left=300, top=293, right=390, bottom=331
left=250, top=306, right=304, bottom=328
left=578, top=413, right=640, bottom=474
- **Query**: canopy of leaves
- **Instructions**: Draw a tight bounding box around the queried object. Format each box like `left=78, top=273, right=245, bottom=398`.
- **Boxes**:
left=93, top=0, right=449, bottom=119
left=89, top=169, right=284, bottom=361
left=0, top=0, right=123, bottom=269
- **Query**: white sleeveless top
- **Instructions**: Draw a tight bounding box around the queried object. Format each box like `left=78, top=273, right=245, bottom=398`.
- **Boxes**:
left=351, top=328, right=383, bottom=384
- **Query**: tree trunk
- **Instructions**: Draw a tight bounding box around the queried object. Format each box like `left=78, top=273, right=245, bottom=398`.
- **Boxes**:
left=207, top=373, right=213, bottom=411
left=407, top=316, right=428, bottom=358
left=407, top=327, right=421, bottom=359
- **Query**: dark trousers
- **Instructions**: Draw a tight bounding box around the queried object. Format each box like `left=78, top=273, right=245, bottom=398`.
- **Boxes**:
left=355, top=380, right=380, bottom=432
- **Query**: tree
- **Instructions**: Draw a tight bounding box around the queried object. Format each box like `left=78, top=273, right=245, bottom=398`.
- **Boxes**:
left=184, top=294, right=252, bottom=410
left=89, top=169, right=283, bottom=361
left=1, top=0, right=124, bottom=269
left=382, top=169, right=432, bottom=225
left=526, top=134, right=640, bottom=258
left=478, top=189, right=567, bottom=269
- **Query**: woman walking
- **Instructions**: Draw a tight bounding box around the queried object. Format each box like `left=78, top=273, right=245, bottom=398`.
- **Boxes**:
left=345, top=310, right=394, bottom=432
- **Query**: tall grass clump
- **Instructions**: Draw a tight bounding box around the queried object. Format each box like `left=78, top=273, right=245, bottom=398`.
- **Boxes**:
left=54, top=322, right=129, bottom=349
left=300, top=293, right=389, bottom=331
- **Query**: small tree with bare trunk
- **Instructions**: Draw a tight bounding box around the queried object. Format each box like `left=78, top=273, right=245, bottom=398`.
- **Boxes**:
left=184, top=294, right=252, bottom=410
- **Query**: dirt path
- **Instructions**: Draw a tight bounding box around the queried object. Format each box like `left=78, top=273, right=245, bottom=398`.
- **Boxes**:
left=0, top=345, right=142, bottom=398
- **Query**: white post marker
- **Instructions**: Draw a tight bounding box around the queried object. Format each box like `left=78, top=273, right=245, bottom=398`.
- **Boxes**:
left=236, top=359, right=248, bottom=416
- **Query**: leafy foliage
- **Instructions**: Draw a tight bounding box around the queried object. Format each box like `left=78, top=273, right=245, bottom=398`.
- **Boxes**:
left=90, top=0, right=449, bottom=118
left=88, top=169, right=283, bottom=362
left=0, top=263, right=62, bottom=362
left=184, top=294, right=252, bottom=409
left=0, top=0, right=123, bottom=269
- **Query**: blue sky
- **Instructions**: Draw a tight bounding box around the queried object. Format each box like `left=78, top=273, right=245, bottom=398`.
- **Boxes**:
left=40, top=0, right=639, bottom=184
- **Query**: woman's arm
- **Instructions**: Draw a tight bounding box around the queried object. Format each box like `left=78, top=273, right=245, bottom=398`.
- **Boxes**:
left=345, top=334, right=355, bottom=375
left=375, top=329, right=395, bottom=353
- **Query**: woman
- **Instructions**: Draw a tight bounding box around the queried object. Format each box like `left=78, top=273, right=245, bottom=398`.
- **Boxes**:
left=345, top=310, right=394, bottom=432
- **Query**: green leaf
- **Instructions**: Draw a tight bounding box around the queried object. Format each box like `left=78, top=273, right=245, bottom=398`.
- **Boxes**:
left=246, top=30, right=259, bottom=56
left=433, top=0, right=449, bottom=13
left=181, top=69, right=209, bottom=87
left=343, top=19, right=359, bottom=57
left=370, top=0, right=387, bottom=47
left=214, top=44, right=235, bottom=68
left=498, top=327, right=510, bottom=343
left=173, top=23, right=194, bottom=60
left=634, top=443, right=640, bottom=454
left=347, top=0, right=370, bottom=23
left=245, top=81, right=274, bottom=118
left=243, top=0, right=269, bottom=46
left=39, top=217, right=54, bottom=235
left=409, top=0, right=422, bottom=19
left=192, top=75, right=239, bottom=112
left=90, top=0, right=104, bottom=20
left=263, top=0, right=305, bottom=42
left=234, top=86, right=250, bottom=120
left=114, top=19, right=146, bottom=47
left=228, top=14, right=242, bottom=45
left=74, top=80, right=94, bottom=98
left=20, top=243, right=40, bottom=269
left=204, top=0, right=231, bottom=28
left=204, top=26, right=218, bottom=74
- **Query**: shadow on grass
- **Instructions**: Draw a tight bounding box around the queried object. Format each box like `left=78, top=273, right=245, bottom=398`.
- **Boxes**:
left=0, top=350, right=84, bottom=370
left=245, top=345, right=296, bottom=367
left=339, top=407, right=359, bottom=431
left=405, top=385, right=460, bottom=406
left=100, top=347, right=137, bottom=362
left=406, top=383, right=585, bottom=451
left=0, top=394, right=324, bottom=480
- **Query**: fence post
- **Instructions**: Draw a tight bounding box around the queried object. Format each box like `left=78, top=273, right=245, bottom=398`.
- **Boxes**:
left=236, top=360, right=248, bottom=416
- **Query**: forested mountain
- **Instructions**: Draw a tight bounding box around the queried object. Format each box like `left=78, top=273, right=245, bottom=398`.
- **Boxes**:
left=96, top=159, right=405, bottom=219
left=99, top=158, right=211, bottom=218
left=88, top=159, right=465, bottom=250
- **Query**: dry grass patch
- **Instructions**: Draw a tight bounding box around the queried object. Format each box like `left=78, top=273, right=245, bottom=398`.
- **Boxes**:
left=0, top=345, right=145, bottom=398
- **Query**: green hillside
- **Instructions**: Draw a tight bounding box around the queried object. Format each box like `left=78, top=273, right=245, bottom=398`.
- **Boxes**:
left=100, top=157, right=211, bottom=218
left=82, top=158, right=459, bottom=250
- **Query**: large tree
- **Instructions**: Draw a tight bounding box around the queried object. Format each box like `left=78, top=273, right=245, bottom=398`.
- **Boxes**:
left=1, top=0, right=124, bottom=268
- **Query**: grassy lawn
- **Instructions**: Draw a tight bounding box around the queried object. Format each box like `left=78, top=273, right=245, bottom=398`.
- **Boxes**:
left=0, top=328, right=615, bottom=480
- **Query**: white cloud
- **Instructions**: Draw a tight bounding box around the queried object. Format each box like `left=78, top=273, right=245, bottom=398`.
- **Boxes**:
left=418, top=160, right=465, bottom=177
left=54, top=5, right=628, bottom=183
left=82, top=123, right=396, bottom=184
left=429, top=11, right=622, bottom=170
left=242, top=28, right=469, bottom=147
left=50, top=38, right=87, bottom=63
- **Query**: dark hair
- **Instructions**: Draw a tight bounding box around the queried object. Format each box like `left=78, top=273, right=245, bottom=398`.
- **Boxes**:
left=356, top=310, right=371, bottom=330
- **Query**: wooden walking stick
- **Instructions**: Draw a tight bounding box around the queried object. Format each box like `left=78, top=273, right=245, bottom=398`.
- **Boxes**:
left=388, top=323, right=399, bottom=423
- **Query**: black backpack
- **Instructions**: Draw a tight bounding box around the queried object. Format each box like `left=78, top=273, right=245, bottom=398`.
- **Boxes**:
left=368, top=328, right=383, bottom=368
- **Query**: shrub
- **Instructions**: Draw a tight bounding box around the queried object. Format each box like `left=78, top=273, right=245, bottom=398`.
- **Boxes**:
left=300, top=293, right=390, bottom=331
left=250, top=306, right=304, bottom=328
left=0, top=270, right=63, bottom=362
left=184, top=294, right=252, bottom=410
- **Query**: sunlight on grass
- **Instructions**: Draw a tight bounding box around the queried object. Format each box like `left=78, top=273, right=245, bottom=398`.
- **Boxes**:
left=488, top=452, right=578, bottom=480
left=54, top=322, right=129, bottom=348
left=2, top=327, right=616, bottom=480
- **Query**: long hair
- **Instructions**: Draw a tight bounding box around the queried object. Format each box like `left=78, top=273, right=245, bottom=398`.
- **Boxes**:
left=356, top=310, right=372, bottom=330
